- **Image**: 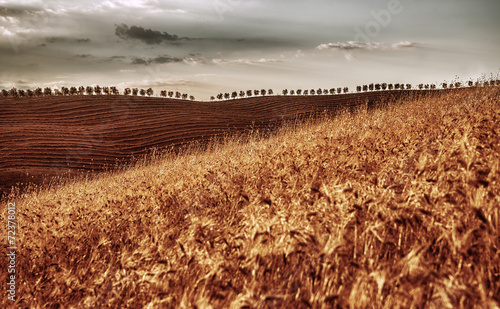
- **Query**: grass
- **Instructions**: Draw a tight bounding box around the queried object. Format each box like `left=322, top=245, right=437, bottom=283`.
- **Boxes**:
left=1, top=86, right=499, bottom=308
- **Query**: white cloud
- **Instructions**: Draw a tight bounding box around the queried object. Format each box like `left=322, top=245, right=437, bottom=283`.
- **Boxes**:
left=36, top=80, right=69, bottom=88
left=0, top=15, right=39, bottom=38
left=295, top=49, right=305, bottom=58
left=316, top=41, right=417, bottom=51
left=118, top=77, right=190, bottom=89
left=212, top=58, right=283, bottom=65
left=391, top=41, right=416, bottom=49
left=100, top=0, right=159, bottom=10
left=93, top=0, right=188, bottom=15
left=317, top=41, right=383, bottom=51
left=183, top=57, right=206, bottom=65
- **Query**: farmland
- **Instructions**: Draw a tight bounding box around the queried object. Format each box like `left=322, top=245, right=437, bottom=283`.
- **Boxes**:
left=1, top=90, right=422, bottom=197
left=0, top=86, right=499, bottom=308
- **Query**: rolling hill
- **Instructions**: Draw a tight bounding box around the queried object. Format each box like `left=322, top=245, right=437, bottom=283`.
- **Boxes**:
left=0, top=90, right=428, bottom=197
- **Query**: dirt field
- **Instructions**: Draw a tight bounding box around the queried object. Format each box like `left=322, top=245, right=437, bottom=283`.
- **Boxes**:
left=1, top=87, right=499, bottom=308
left=0, top=91, right=419, bottom=197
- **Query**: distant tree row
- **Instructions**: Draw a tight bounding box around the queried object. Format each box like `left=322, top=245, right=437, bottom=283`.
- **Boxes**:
left=442, top=80, right=499, bottom=89
left=2, top=79, right=498, bottom=100
left=210, top=87, right=353, bottom=101
left=355, top=83, right=412, bottom=92
left=159, top=90, right=195, bottom=101
left=281, top=87, right=350, bottom=96
left=0, top=86, right=195, bottom=100
left=209, top=80, right=494, bottom=101
left=211, top=89, right=275, bottom=101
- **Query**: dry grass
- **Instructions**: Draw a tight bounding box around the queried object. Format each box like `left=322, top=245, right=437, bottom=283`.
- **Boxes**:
left=1, top=86, right=499, bottom=308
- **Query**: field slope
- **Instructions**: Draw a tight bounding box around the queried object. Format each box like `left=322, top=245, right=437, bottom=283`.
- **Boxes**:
left=1, top=86, right=499, bottom=308
left=0, top=90, right=423, bottom=197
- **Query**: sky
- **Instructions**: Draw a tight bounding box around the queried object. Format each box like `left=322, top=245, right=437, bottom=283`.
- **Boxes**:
left=0, top=0, right=499, bottom=100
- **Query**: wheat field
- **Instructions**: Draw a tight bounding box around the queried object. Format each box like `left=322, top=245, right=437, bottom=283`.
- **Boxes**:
left=1, top=86, right=499, bottom=308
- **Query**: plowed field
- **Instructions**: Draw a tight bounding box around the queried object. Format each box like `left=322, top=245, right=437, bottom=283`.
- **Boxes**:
left=0, top=91, right=432, bottom=196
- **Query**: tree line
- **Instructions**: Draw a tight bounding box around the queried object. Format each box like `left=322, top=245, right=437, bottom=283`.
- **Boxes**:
left=2, top=79, right=498, bottom=101
left=0, top=86, right=195, bottom=101
left=210, top=80, right=499, bottom=101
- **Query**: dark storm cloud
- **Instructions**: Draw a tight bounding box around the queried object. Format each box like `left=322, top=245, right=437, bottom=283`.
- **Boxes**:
left=0, top=5, right=41, bottom=17
left=154, top=56, right=184, bottom=64
left=74, top=54, right=92, bottom=58
left=115, top=24, right=190, bottom=45
left=131, top=55, right=184, bottom=65
left=45, top=37, right=91, bottom=44
left=131, top=57, right=149, bottom=65
left=105, top=55, right=126, bottom=62
left=0, top=6, right=26, bottom=16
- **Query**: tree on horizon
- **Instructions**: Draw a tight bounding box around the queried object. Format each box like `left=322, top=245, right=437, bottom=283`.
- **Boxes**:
left=8, top=89, right=14, bottom=97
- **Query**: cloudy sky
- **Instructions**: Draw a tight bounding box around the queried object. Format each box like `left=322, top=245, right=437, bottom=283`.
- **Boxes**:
left=1, top=0, right=499, bottom=100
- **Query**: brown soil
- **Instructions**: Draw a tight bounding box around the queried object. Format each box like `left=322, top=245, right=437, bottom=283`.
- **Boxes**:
left=0, top=91, right=434, bottom=197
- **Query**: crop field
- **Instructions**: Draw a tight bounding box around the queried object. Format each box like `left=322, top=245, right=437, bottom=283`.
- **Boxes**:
left=0, top=90, right=420, bottom=197
left=1, top=86, right=499, bottom=308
